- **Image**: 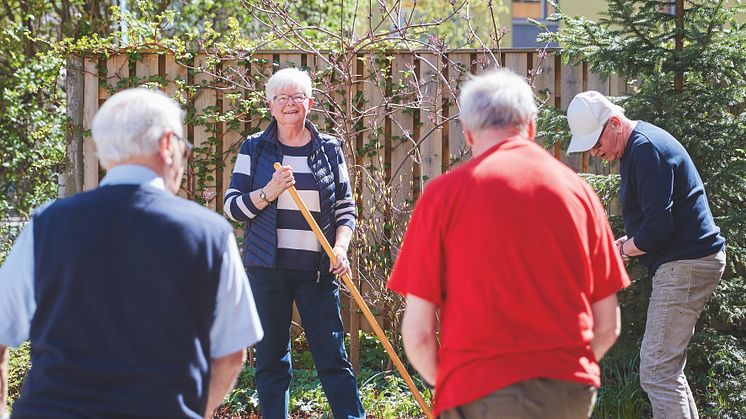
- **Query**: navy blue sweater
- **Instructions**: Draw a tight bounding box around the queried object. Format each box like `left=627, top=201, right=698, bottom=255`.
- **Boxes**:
left=620, top=121, right=725, bottom=274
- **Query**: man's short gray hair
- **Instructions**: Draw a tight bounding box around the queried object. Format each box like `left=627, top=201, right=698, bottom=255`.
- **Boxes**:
left=92, top=88, right=184, bottom=166
left=265, top=68, right=313, bottom=101
left=459, top=69, right=537, bottom=133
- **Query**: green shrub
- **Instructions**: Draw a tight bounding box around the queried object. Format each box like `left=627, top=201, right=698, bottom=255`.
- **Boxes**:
left=6, top=342, right=31, bottom=413
left=593, top=344, right=651, bottom=419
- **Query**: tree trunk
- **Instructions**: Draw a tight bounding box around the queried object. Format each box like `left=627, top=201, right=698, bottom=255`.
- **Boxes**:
left=63, top=55, right=85, bottom=197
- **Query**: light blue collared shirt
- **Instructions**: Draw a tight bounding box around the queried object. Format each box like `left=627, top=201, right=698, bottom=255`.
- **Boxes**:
left=0, top=164, right=263, bottom=357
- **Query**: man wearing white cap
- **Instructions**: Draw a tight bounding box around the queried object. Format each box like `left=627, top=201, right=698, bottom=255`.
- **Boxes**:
left=566, top=91, right=726, bottom=419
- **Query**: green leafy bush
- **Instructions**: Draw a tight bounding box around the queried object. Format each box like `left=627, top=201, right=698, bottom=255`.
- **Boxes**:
left=6, top=342, right=31, bottom=413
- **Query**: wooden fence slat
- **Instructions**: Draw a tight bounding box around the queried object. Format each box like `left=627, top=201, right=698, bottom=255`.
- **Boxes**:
left=390, top=54, right=416, bottom=210
left=279, top=53, right=303, bottom=70
left=418, top=53, right=444, bottom=188
left=609, top=74, right=628, bottom=97
left=559, top=62, right=584, bottom=171
left=165, top=54, right=187, bottom=98
left=252, top=54, right=274, bottom=132
left=222, top=60, right=245, bottom=217
left=308, top=53, right=334, bottom=129
left=504, top=51, right=529, bottom=78
left=83, top=57, right=100, bottom=190
left=560, top=62, right=583, bottom=111
left=473, top=49, right=500, bottom=72
left=192, top=53, right=217, bottom=205
left=360, top=53, right=388, bottom=334
left=446, top=53, right=472, bottom=168
left=532, top=51, right=556, bottom=105
left=106, top=54, right=129, bottom=96
left=136, top=53, right=159, bottom=84
left=163, top=54, right=189, bottom=199
left=587, top=71, right=609, bottom=95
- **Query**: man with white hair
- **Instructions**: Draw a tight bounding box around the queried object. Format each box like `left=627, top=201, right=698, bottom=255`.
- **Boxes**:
left=388, top=69, right=630, bottom=418
left=0, top=88, right=263, bottom=419
left=566, top=91, right=726, bottom=419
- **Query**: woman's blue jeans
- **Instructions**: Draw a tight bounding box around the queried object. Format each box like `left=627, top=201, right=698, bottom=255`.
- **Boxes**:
left=246, top=267, right=365, bottom=419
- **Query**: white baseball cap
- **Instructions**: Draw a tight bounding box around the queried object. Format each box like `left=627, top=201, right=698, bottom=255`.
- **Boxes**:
left=566, top=91, right=624, bottom=153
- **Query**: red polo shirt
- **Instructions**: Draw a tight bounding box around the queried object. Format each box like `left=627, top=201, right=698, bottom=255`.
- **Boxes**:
left=388, top=139, right=630, bottom=416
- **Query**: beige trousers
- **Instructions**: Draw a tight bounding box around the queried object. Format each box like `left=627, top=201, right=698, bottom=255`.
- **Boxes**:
left=440, top=378, right=597, bottom=419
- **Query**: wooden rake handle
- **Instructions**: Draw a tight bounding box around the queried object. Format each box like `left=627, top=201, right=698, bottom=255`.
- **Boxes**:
left=273, top=163, right=433, bottom=419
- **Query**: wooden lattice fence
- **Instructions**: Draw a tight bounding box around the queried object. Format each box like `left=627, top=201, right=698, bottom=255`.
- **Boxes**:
left=72, top=49, right=627, bottom=368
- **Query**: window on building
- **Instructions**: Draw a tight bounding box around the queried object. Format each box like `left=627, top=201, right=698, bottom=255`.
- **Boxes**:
left=511, top=0, right=559, bottom=48
left=512, top=0, right=555, bottom=20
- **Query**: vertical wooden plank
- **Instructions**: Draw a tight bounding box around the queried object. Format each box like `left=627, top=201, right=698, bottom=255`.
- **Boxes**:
left=308, top=53, right=332, bottom=129
left=164, top=54, right=187, bottom=99
left=504, top=51, right=529, bottom=78
left=221, top=60, right=244, bottom=199
left=64, top=55, right=85, bottom=197
left=217, top=58, right=249, bottom=254
left=473, top=48, right=500, bottom=73
left=560, top=62, right=584, bottom=172
left=278, top=52, right=302, bottom=70
left=360, top=52, right=387, bottom=334
left=164, top=55, right=190, bottom=199
left=532, top=51, right=557, bottom=105
left=418, top=52, right=443, bottom=188
left=533, top=50, right=557, bottom=161
left=587, top=71, right=610, bottom=96
left=609, top=73, right=627, bottom=96
left=251, top=53, right=275, bottom=132
left=192, top=53, right=218, bottom=205
left=106, top=54, right=129, bottom=94
left=390, top=53, right=416, bottom=211
left=349, top=54, right=366, bottom=369
left=560, top=62, right=583, bottom=111
left=446, top=52, right=473, bottom=168
left=83, top=56, right=100, bottom=190
left=136, top=53, right=159, bottom=85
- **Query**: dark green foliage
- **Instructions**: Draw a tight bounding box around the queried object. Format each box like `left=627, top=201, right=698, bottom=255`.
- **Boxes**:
left=0, top=2, right=68, bottom=228
left=687, top=329, right=746, bottom=418
left=593, top=343, right=651, bottom=419
left=6, top=342, right=31, bottom=413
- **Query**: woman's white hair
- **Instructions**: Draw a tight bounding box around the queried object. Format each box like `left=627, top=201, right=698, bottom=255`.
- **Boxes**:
left=265, top=67, right=313, bottom=101
left=458, top=69, right=538, bottom=133
left=92, top=88, right=184, bottom=166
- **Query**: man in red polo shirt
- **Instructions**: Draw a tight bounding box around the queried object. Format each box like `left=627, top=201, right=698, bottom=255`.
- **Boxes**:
left=388, top=69, right=630, bottom=418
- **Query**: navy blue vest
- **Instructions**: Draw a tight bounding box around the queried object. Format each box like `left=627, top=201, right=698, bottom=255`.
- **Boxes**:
left=242, top=119, right=340, bottom=271
left=13, top=184, right=230, bottom=418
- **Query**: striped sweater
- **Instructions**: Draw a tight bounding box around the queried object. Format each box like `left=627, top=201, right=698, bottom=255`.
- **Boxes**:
left=223, top=120, right=356, bottom=271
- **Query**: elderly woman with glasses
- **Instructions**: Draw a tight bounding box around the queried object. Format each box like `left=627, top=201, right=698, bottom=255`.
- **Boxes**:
left=223, top=68, right=364, bottom=419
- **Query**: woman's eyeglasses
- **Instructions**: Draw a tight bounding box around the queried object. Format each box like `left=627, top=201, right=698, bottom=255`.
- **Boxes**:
left=272, top=94, right=308, bottom=105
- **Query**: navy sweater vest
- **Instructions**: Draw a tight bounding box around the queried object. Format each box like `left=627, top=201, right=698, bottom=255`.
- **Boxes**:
left=13, top=184, right=230, bottom=419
